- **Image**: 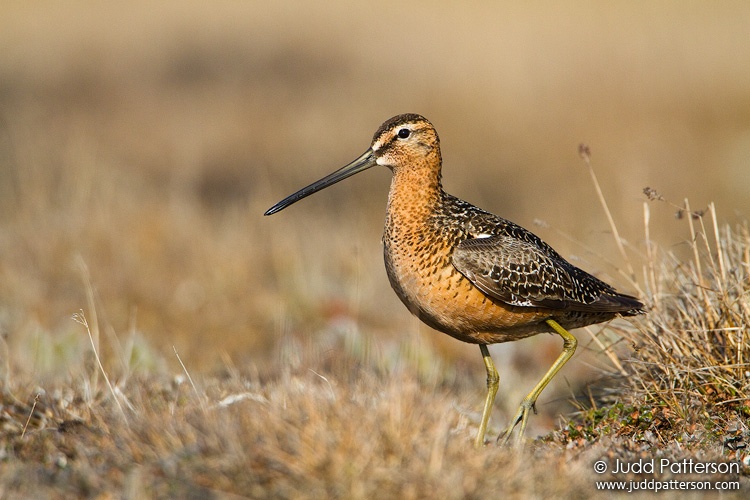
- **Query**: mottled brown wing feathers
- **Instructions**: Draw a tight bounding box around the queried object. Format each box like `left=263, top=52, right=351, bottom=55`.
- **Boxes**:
left=452, top=235, right=640, bottom=313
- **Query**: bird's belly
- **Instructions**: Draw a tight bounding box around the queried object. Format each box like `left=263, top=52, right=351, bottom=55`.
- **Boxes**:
left=384, top=249, right=550, bottom=344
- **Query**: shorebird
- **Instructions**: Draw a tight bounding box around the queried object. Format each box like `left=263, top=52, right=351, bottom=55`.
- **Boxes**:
left=265, top=114, right=644, bottom=447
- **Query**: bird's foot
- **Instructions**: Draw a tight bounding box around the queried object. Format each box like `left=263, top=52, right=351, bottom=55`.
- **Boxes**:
left=497, top=399, right=536, bottom=447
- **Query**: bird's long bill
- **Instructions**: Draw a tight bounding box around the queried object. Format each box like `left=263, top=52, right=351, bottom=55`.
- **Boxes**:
left=264, top=149, right=377, bottom=216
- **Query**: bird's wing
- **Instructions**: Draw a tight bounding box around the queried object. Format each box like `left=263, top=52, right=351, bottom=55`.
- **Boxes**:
left=452, top=234, right=629, bottom=312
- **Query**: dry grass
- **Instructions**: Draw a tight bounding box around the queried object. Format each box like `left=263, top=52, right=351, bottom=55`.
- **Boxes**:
left=595, top=202, right=750, bottom=448
left=2, top=1, right=750, bottom=497
left=559, top=200, right=750, bottom=458
left=2, top=212, right=750, bottom=497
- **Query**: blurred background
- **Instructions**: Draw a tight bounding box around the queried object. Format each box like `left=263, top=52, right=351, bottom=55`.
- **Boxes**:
left=1, top=1, right=748, bottom=433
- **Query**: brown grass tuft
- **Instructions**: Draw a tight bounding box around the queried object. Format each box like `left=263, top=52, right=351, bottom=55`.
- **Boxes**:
left=625, top=204, right=749, bottom=445
left=557, top=201, right=750, bottom=477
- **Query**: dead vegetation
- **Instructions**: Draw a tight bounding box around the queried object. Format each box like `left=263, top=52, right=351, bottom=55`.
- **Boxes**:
left=558, top=201, right=750, bottom=464
left=2, top=201, right=749, bottom=498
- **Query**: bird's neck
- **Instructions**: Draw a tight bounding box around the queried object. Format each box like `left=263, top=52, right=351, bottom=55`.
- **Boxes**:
left=385, top=164, right=444, bottom=233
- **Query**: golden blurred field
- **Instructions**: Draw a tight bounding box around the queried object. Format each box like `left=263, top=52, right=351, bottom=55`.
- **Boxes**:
left=1, top=1, right=749, bottom=497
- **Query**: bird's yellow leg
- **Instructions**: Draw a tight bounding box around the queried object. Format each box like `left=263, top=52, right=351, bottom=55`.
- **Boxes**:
left=474, top=344, right=499, bottom=448
left=498, top=319, right=578, bottom=447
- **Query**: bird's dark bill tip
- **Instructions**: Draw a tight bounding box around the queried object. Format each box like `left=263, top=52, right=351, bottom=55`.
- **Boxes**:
left=264, top=199, right=296, bottom=216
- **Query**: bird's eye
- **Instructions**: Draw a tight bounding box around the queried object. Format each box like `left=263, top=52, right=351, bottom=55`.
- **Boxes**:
left=397, top=128, right=411, bottom=139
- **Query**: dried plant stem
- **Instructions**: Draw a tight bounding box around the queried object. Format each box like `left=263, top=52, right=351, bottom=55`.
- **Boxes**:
left=73, top=310, right=128, bottom=422
left=578, top=145, right=639, bottom=292
left=21, top=394, right=40, bottom=439
left=710, top=203, right=727, bottom=282
left=642, top=202, right=658, bottom=308
left=584, top=325, right=626, bottom=376
left=174, top=346, right=205, bottom=410
left=77, top=257, right=100, bottom=392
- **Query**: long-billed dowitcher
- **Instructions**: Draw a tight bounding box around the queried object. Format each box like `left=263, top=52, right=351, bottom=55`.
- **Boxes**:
left=265, top=114, right=644, bottom=447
